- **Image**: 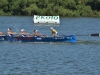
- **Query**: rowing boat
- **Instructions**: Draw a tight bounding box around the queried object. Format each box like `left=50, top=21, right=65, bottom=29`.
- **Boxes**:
left=0, top=35, right=76, bottom=43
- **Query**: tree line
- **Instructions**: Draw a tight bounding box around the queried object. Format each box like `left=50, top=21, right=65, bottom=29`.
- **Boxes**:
left=0, top=0, right=100, bottom=17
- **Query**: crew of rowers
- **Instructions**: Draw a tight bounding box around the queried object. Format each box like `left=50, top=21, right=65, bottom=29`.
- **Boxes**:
left=0, top=27, right=58, bottom=37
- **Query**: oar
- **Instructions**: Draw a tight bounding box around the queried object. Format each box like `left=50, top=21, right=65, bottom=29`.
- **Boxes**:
left=76, top=33, right=100, bottom=37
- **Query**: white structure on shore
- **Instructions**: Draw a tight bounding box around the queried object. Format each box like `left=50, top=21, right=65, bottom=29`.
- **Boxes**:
left=33, top=15, right=60, bottom=24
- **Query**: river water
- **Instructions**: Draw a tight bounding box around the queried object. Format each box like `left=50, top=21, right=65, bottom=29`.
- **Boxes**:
left=0, top=16, right=100, bottom=75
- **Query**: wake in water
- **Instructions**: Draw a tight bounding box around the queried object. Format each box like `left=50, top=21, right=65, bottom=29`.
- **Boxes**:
left=49, top=40, right=100, bottom=45
left=76, top=40, right=100, bottom=45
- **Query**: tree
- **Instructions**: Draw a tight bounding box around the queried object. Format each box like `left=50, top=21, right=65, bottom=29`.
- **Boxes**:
left=0, top=0, right=100, bottom=17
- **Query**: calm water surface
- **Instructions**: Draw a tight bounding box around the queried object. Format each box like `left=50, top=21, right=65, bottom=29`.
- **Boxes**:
left=0, top=16, right=100, bottom=75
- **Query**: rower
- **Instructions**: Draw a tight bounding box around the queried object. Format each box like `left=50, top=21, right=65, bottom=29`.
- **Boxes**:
left=7, top=28, right=17, bottom=36
left=34, top=30, right=46, bottom=37
left=20, top=29, right=31, bottom=37
left=50, top=27, right=58, bottom=37
left=34, top=30, right=41, bottom=37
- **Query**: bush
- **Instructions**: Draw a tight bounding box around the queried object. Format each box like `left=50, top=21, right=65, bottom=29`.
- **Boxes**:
left=0, top=10, right=4, bottom=15
left=0, top=0, right=100, bottom=17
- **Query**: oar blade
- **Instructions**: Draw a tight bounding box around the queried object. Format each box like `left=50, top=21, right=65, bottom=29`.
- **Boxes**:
left=90, top=33, right=100, bottom=36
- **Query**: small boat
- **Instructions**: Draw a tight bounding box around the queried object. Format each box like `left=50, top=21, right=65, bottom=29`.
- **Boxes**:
left=0, top=35, right=76, bottom=43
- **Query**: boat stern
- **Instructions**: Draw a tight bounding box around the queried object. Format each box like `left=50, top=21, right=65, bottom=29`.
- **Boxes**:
left=65, top=35, right=76, bottom=43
